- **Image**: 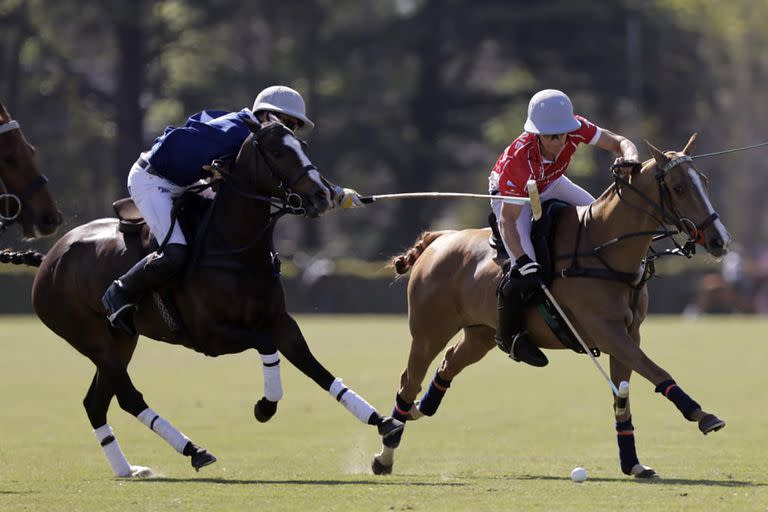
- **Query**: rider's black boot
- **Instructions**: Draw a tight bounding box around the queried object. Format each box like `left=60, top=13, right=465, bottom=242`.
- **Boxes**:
left=101, top=243, right=188, bottom=337
left=495, top=270, right=549, bottom=367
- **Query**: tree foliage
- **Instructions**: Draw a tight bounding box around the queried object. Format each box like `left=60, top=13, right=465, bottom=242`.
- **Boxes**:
left=2, top=0, right=766, bottom=256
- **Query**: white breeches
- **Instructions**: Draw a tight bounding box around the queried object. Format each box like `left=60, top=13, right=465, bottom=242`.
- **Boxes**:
left=127, top=158, right=213, bottom=246
left=492, top=175, right=595, bottom=261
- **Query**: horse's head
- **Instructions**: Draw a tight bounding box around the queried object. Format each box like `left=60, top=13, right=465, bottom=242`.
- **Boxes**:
left=0, top=102, right=62, bottom=239
left=645, top=134, right=731, bottom=259
left=236, top=115, right=332, bottom=218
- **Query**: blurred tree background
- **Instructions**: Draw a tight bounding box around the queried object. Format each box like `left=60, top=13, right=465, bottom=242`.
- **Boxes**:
left=1, top=0, right=766, bottom=263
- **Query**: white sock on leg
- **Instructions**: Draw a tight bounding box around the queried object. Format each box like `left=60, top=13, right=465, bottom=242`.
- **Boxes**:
left=94, top=424, right=132, bottom=477
left=260, top=352, right=283, bottom=402
left=137, top=407, right=190, bottom=454
left=328, top=377, right=376, bottom=424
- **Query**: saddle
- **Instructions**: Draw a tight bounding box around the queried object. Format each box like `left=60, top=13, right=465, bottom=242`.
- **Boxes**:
left=113, top=192, right=212, bottom=251
left=488, top=200, right=600, bottom=357
left=112, top=192, right=215, bottom=336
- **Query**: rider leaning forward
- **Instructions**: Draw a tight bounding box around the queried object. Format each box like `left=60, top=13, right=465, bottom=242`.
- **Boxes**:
left=102, top=85, right=363, bottom=336
left=488, top=89, right=640, bottom=367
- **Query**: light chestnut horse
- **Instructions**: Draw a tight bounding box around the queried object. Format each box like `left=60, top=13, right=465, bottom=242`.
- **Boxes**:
left=0, top=101, right=62, bottom=238
left=372, top=135, right=731, bottom=478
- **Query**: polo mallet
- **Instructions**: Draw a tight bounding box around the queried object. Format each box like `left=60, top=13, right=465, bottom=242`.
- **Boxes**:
left=525, top=179, right=625, bottom=398
left=359, top=192, right=531, bottom=205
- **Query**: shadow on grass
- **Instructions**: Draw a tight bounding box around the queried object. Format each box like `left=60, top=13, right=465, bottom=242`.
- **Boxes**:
left=512, top=474, right=764, bottom=487
left=129, top=478, right=466, bottom=487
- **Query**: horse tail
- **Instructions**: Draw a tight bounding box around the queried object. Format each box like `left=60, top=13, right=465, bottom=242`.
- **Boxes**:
left=389, top=231, right=452, bottom=275
left=0, top=249, right=45, bottom=267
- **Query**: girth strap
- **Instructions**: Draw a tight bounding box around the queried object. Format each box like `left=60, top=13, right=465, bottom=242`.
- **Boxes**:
left=560, top=266, right=640, bottom=285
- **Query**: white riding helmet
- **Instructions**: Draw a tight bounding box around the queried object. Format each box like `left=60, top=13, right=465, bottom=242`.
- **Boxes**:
left=252, top=85, right=315, bottom=131
left=523, top=89, right=581, bottom=135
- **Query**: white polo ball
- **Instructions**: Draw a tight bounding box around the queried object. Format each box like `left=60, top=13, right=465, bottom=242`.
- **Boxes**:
left=570, top=466, right=587, bottom=482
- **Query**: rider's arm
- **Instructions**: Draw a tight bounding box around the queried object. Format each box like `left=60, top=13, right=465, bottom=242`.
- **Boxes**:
left=499, top=201, right=526, bottom=260
left=596, top=129, right=639, bottom=162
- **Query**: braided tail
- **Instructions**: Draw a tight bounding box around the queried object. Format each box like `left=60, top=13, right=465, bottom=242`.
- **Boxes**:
left=0, top=249, right=45, bottom=267
left=389, top=231, right=453, bottom=275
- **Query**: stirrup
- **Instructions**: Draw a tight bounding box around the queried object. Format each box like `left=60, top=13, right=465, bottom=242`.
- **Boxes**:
left=509, top=332, right=548, bottom=367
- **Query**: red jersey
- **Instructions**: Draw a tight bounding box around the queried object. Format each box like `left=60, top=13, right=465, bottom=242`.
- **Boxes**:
left=489, top=115, right=601, bottom=197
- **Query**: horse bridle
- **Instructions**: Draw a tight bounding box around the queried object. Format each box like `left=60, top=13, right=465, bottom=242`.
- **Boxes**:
left=249, top=123, right=318, bottom=215
left=562, top=156, right=720, bottom=286
left=611, top=155, right=719, bottom=252
left=0, top=120, right=50, bottom=230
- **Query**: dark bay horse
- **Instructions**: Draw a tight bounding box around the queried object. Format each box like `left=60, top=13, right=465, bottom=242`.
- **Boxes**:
left=0, top=102, right=62, bottom=239
left=7, top=117, right=401, bottom=478
left=372, top=135, right=731, bottom=478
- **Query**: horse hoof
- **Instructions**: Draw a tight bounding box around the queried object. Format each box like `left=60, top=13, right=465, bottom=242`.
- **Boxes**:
left=699, top=413, right=726, bottom=435
left=371, top=456, right=393, bottom=475
left=630, top=464, right=658, bottom=479
left=377, top=417, right=404, bottom=442
left=254, top=397, right=278, bottom=423
left=129, top=465, right=154, bottom=478
left=191, top=449, right=217, bottom=471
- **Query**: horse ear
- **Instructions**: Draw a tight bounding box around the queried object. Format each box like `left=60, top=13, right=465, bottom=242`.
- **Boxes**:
left=645, top=140, right=670, bottom=169
left=0, top=102, right=10, bottom=123
left=682, top=133, right=698, bottom=156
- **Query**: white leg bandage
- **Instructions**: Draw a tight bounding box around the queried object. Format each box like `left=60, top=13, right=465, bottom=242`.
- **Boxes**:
left=137, top=408, right=190, bottom=454
left=260, top=351, right=283, bottom=402
left=94, top=424, right=132, bottom=477
left=328, top=378, right=376, bottom=424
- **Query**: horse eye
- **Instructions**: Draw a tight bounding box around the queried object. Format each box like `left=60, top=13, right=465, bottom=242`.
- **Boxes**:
left=3, top=156, right=17, bottom=166
left=673, top=184, right=685, bottom=195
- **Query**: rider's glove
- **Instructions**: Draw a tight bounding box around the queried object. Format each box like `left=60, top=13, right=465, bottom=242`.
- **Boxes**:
left=515, top=254, right=542, bottom=301
left=516, top=254, right=541, bottom=277
left=612, top=157, right=642, bottom=176
left=335, top=187, right=364, bottom=209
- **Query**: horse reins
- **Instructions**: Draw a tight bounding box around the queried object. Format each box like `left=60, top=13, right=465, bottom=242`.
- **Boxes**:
left=0, top=119, right=50, bottom=233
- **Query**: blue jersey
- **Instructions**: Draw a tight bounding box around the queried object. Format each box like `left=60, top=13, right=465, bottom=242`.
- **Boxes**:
left=147, top=109, right=254, bottom=186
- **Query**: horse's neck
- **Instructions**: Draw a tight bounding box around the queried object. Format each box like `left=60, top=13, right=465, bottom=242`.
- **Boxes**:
left=586, top=171, right=661, bottom=272
left=207, top=185, right=273, bottom=257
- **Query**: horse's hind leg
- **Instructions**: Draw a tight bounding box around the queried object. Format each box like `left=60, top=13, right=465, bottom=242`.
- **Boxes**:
left=84, top=369, right=152, bottom=478
left=270, top=314, right=403, bottom=439
left=373, top=325, right=491, bottom=475
left=83, top=330, right=216, bottom=475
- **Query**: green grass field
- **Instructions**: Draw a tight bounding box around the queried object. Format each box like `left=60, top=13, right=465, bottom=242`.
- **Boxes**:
left=0, top=315, right=766, bottom=511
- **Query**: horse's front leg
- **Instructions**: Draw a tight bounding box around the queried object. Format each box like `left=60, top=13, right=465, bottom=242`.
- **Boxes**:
left=268, top=313, right=404, bottom=441
left=201, top=321, right=284, bottom=423
left=609, top=355, right=656, bottom=478
left=597, top=321, right=725, bottom=436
